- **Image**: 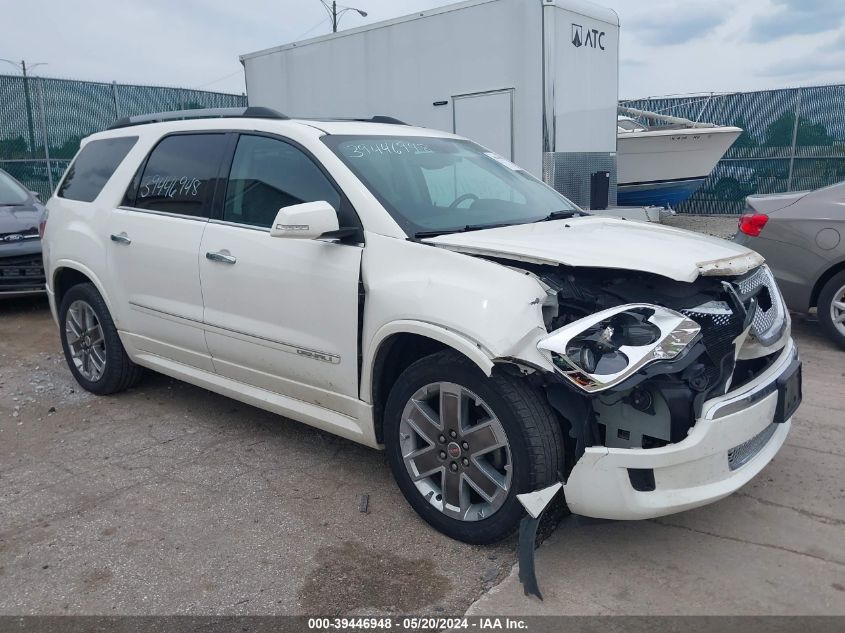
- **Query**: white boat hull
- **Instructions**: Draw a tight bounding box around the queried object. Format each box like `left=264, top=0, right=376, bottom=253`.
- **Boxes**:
left=617, top=126, right=741, bottom=207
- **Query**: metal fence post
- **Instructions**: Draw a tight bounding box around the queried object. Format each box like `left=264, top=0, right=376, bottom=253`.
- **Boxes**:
left=36, top=77, right=54, bottom=193
left=111, top=80, right=121, bottom=119
left=22, top=73, right=37, bottom=156
left=786, top=87, right=802, bottom=192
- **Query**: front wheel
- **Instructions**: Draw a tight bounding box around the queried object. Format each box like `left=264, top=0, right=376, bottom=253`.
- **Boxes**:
left=384, top=350, right=564, bottom=544
left=818, top=271, right=845, bottom=350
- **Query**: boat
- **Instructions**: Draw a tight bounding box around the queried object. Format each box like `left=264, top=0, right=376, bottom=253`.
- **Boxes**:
left=616, top=106, right=742, bottom=208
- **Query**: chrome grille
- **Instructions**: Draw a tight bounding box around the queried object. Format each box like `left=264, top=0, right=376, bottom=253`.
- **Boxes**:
left=728, top=423, right=778, bottom=470
left=736, top=265, right=785, bottom=346
left=682, top=300, right=733, bottom=326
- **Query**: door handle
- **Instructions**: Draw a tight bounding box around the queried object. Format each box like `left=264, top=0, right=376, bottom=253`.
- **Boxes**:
left=110, top=232, right=131, bottom=245
left=206, top=250, right=237, bottom=265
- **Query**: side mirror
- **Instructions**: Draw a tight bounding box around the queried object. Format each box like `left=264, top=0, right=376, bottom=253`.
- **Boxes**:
left=270, top=201, right=339, bottom=240
left=29, top=191, right=41, bottom=201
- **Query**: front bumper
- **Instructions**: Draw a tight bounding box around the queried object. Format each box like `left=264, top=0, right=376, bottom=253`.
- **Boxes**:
left=563, top=338, right=798, bottom=520
left=0, top=241, right=45, bottom=296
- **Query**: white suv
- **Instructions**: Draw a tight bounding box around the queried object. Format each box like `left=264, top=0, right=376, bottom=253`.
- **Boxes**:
left=43, top=108, right=801, bottom=544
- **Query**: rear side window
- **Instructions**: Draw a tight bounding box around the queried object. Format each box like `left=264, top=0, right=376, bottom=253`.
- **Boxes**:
left=58, top=136, right=138, bottom=202
left=134, top=134, right=227, bottom=218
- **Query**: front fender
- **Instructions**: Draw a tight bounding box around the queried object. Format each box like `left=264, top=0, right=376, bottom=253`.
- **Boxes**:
left=360, top=320, right=496, bottom=402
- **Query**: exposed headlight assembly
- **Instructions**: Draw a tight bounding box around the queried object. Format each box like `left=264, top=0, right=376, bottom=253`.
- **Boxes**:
left=537, top=304, right=701, bottom=393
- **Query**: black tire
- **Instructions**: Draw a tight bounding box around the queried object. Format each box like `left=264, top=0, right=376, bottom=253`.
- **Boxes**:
left=818, top=270, right=845, bottom=351
left=58, top=283, right=143, bottom=395
left=384, top=350, right=564, bottom=544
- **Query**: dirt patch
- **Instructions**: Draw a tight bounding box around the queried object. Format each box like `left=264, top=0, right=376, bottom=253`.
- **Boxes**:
left=300, top=541, right=451, bottom=615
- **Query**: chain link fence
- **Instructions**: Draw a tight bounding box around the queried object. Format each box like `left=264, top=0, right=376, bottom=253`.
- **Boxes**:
left=623, top=84, right=845, bottom=214
left=0, top=74, right=247, bottom=199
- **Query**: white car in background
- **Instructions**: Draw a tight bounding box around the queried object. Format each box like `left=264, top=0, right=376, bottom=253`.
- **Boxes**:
left=42, top=108, right=801, bottom=544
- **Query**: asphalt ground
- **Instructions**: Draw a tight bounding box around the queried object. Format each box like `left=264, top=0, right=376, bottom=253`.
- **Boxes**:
left=0, top=296, right=516, bottom=615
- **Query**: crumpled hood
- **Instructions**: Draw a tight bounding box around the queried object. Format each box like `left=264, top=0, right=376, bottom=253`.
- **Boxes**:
left=422, top=216, right=764, bottom=283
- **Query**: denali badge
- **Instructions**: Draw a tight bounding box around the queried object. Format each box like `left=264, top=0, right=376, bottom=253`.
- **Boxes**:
left=295, top=348, right=341, bottom=364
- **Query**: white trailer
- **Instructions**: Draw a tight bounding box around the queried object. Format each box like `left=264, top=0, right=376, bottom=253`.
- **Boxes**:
left=240, top=0, right=619, bottom=208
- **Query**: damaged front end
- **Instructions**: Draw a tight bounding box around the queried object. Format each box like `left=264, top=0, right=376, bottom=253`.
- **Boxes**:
left=532, top=263, right=790, bottom=462
left=512, top=262, right=799, bottom=598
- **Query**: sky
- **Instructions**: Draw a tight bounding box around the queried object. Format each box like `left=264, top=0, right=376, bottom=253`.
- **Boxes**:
left=1, top=0, right=844, bottom=99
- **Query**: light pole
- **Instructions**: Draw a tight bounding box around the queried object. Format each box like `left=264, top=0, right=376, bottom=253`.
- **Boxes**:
left=319, top=1, right=368, bottom=33
left=1, top=59, right=47, bottom=156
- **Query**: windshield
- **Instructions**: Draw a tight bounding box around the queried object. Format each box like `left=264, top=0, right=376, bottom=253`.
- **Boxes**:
left=323, top=135, right=579, bottom=236
left=0, top=170, right=29, bottom=205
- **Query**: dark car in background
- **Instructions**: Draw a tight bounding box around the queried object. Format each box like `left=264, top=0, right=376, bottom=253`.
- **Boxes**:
left=735, top=181, right=845, bottom=349
left=0, top=168, right=47, bottom=297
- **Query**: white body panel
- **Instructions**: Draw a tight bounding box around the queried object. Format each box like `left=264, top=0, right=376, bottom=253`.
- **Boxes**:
left=108, top=209, right=214, bottom=371
left=616, top=126, right=742, bottom=186
left=564, top=340, right=796, bottom=519
left=424, top=215, right=760, bottom=283
left=198, top=222, right=363, bottom=402
left=241, top=0, right=620, bottom=179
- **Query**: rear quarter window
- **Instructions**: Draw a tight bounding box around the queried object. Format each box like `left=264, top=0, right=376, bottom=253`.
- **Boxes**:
left=58, top=136, right=138, bottom=202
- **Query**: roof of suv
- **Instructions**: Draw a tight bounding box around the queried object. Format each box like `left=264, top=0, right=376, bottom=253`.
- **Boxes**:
left=96, top=106, right=456, bottom=141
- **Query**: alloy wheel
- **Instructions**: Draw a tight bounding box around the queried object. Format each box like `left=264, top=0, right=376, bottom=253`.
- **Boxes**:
left=65, top=299, right=107, bottom=381
left=831, top=283, right=845, bottom=337
left=399, top=382, right=512, bottom=521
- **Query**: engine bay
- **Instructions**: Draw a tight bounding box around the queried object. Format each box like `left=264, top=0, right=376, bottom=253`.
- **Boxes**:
left=504, top=261, right=788, bottom=457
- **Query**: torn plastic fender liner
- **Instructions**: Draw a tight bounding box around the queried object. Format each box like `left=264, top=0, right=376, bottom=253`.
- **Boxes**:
left=516, top=483, right=563, bottom=600
left=546, top=383, right=595, bottom=459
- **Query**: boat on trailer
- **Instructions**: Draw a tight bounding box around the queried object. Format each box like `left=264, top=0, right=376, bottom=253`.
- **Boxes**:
left=616, top=106, right=742, bottom=208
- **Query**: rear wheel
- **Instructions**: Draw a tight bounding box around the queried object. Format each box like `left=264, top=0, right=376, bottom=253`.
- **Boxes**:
left=818, top=271, right=845, bottom=350
left=384, top=350, right=564, bottom=544
left=59, top=283, right=143, bottom=394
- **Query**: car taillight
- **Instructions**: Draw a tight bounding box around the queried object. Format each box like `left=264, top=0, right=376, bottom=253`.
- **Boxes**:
left=739, top=212, right=768, bottom=237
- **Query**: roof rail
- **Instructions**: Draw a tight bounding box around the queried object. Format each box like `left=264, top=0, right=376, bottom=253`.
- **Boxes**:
left=356, top=115, right=408, bottom=125
left=302, top=115, right=409, bottom=126
left=107, top=106, right=288, bottom=130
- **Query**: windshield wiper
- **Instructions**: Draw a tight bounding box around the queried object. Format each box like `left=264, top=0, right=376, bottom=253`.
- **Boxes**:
left=414, top=222, right=519, bottom=240
left=534, top=209, right=585, bottom=223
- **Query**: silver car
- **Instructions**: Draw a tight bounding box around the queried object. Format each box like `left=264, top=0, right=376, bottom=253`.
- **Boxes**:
left=735, top=181, right=845, bottom=349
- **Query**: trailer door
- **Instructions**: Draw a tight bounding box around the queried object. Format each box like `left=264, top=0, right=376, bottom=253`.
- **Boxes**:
left=452, top=89, right=514, bottom=161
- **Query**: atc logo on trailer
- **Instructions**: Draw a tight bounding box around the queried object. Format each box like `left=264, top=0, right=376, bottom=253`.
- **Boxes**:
left=571, top=23, right=606, bottom=50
